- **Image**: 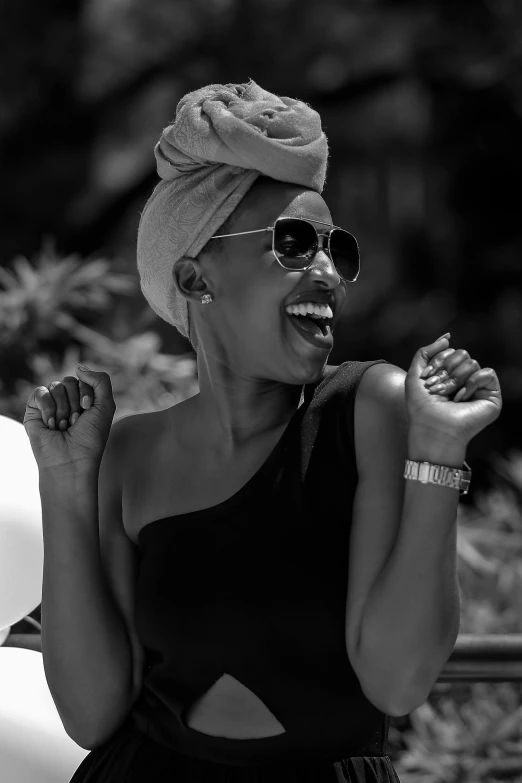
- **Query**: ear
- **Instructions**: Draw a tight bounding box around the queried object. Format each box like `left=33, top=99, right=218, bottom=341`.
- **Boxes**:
left=172, top=257, right=210, bottom=303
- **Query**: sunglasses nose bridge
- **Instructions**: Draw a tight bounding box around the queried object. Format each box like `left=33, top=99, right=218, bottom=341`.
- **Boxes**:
left=308, top=237, right=341, bottom=281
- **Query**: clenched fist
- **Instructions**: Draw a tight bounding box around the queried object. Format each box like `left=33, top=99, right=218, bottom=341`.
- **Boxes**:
left=406, top=334, right=502, bottom=449
left=23, top=365, right=116, bottom=473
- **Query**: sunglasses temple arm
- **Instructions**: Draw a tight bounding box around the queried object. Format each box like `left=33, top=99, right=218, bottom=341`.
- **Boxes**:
left=210, top=227, right=273, bottom=239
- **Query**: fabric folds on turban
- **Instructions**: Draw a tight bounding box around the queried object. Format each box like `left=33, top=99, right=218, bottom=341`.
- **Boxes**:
left=137, top=80, right=329, bottom=338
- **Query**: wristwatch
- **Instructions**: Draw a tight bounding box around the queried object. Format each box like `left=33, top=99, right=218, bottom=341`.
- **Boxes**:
left=404, top=459, right=472, bottom=496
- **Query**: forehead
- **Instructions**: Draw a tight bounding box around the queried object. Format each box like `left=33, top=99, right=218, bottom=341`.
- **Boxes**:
left=233, top=177, right=333, bottom=231
left=280, top=190, right=333, bottom=225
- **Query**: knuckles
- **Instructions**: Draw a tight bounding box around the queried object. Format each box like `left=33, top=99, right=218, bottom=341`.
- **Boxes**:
left=451, top=348, right=470, bottom=361
left=29, top=372, right=114, bottom=416
left=436, top=349, right=476, bottom=371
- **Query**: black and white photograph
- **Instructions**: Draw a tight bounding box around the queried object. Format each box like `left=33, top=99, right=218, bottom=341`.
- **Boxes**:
left=0, top=2, right=520, bottom=781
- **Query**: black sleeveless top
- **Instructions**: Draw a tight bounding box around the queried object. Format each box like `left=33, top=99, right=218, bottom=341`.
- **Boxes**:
left=70, top=360, right=402, bottom=782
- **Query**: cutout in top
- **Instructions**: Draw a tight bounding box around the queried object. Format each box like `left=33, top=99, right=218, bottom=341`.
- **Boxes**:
left=183, top=673, right=286, bottom=739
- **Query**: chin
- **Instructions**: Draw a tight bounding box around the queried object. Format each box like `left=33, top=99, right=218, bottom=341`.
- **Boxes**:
left=285, top=353, right=331, bottom=385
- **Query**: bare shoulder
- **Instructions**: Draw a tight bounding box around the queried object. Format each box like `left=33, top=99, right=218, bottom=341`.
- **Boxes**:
left=110, top=408, right=163, bottom=448
left=107, top=405, right=177, bottom=471
left=356, top=362, right=407, bottom=408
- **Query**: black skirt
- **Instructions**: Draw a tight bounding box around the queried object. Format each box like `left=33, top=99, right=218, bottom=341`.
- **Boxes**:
left=69, top=723, right=401, bottom=783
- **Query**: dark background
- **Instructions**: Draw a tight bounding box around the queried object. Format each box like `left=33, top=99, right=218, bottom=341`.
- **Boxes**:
left=1, top=0, right=521, bottom=498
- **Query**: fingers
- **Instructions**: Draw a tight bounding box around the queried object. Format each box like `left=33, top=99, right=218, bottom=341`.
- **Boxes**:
left=41, top=377, right=83, bottom=431
left=25, top=386, right=56, bottom=429
left=424, top=350, right=481, bottom=396
left=419, top=348, right=456, bottom=379
left=78, top=383, right=93, bottom=410
left=61, top=376, right=82, bottom=426
left=453, top=367, right=502, bottom=403
left=47, top=381, right=71, bottom=431
left=75, top=366, right=115, bottom=413
left=416, top=335, right=453, bottom=378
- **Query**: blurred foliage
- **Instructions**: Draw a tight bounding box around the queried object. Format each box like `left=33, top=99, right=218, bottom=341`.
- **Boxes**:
left=458, top=457, right=522, bottom=635
left=0, top=246, right=198, bottom=423
left=394, top=682, right=522, bottom=782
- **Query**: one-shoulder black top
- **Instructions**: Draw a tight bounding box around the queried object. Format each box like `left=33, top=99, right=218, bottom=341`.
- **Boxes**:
left=70, top=360, right=402, bottom=783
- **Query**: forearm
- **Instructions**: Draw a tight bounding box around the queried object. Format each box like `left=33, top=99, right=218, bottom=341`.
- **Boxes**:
left=39, top=469, right=133, bottom=748
left=356, top=435, right=463, bottom=715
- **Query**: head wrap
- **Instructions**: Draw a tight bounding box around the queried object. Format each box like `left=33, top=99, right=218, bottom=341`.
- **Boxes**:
left=137, top=80, right=329, bottom=338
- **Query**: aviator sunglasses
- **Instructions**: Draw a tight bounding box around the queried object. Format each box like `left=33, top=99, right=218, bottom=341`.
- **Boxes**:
left=211, top=217, right=360, bottom=283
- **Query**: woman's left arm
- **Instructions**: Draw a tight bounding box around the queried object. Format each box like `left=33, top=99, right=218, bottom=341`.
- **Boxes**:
left=345, top=335, right=502, bottom=717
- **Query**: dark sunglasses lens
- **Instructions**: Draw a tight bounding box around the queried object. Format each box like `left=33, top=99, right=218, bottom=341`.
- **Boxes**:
left=329, top=230, right=360, bottom=282
left=274, top=219, right=318, bottom=269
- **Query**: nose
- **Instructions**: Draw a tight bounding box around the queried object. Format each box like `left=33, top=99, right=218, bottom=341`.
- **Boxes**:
left=306, top=244, right=341, bottom=288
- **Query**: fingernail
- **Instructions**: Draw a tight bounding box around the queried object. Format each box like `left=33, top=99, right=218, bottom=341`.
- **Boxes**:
left=70, top=412, right=79, bottom=425
left=424, top=375, right=441, bottom=387
left=59, top=419, right=68, bottom=431
left=420, top=365, right=434, bottom=379
left=429, top=383, right=445, bottom=393
left=48, top=417, right=55, bottom=430
left=81, top=396, right=91, bottom=409
left=436, top=332, right=451, bottom=341
left=454, top=387, right=467, bottom=402
left=76, top=364, right=91, bottom=371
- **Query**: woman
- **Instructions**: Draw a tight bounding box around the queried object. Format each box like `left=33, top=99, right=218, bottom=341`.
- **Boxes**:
left=24, top=81, right=502, bottom=782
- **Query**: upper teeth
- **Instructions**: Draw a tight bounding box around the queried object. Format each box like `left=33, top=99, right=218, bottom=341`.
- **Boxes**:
left=285, top=302, right=333, bottom=319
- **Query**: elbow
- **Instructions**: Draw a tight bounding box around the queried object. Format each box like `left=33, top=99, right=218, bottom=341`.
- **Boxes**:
left=57, top=702, right=132, bottom=751
left=359, top=675, right=432, bottom=718
left=363, top=684, right=428, bottom=718
left=63, top=720, right=125, bottom=751
left=381, top=692, right=428, bottom=718
left=352, top=641, right=453, bottom=718
left=62, top=721, right=106, bottom=750
left=68, top=733, right=106, bottom=751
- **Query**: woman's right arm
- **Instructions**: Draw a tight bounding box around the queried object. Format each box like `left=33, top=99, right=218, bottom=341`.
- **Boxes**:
left=39, top=417, right=144, bottom=750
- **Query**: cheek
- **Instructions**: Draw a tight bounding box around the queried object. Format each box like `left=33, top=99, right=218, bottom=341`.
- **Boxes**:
left=232, top=294, right=284, bottom=345
left=223, top=257, right=292, bottom=337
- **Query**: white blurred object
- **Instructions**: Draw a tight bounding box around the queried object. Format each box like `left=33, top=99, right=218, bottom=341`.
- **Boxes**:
left=0, top=415, right=44, bottom=628
left=0, top=648, right=88, bottom=781
left=0, top=625, right=10, bottom=646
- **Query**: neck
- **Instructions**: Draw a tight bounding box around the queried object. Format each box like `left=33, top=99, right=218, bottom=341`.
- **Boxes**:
left=192, top=350, right=305, bottom=451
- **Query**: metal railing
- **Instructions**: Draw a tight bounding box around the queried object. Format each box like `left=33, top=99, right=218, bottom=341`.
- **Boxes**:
left=5, top=633, right=522, bottom=682
left=438, top=634, right=522, bottom=682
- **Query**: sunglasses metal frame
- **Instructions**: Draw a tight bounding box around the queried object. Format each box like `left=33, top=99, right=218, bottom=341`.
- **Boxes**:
left=210, top=217, right=360, bottom=283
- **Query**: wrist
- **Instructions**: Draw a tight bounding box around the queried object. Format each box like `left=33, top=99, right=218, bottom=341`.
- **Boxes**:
left=39, top=463, right=100, bottom=493
left=39, top=460, right=101, bottom=479
left=408, top=428, right=467, bottom=468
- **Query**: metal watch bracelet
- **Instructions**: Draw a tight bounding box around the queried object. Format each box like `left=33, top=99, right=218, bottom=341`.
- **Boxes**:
left=404, top=459, right=472, bottom=496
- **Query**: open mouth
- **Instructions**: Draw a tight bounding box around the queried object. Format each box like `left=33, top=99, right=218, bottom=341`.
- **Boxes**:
left=284, top=303, right=333, bottom=343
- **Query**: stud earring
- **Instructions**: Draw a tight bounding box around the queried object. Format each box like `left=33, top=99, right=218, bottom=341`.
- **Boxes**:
left=201, top=294, right=213, bottom=304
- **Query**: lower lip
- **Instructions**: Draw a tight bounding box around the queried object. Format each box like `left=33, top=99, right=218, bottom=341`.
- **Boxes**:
left=286, top=314, right=333, bottom=350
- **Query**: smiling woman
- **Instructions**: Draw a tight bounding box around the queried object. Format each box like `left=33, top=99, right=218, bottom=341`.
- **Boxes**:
left=30, top=78, right=502, bottom=783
